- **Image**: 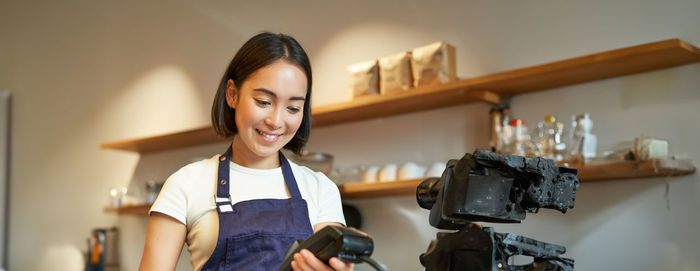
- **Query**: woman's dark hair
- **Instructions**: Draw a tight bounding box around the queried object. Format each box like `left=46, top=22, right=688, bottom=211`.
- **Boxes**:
left=212, top=32, right=312, bottom=155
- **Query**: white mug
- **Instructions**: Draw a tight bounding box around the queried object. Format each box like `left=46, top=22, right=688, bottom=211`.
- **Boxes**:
left=425, top=162, right=447, bottom=177
left=362, top=166, right=380, bottom=183
left=378, top=164, right=398, bottom=182
left=398, top=162, right=426, bottom=180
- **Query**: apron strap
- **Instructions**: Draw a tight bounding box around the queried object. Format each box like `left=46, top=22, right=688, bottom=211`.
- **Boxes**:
left=216, top=146, right=303, bottom=203
left=216, top=145, right=233, bottom=199
left=278, top=152, right=302, bottom=199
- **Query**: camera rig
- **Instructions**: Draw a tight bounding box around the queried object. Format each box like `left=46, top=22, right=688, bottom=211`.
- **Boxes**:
left=416, top=150, right=579, bottom=270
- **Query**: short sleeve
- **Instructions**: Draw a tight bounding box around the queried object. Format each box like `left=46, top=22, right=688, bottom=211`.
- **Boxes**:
left=314, top=174, right=346, bottom=226
left=149, top=166, right=189, bottom=225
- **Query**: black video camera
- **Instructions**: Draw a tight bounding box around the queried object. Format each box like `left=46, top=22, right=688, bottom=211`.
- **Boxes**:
left=416, top=150, right=579, bottom=270
left=417, top=150, right=579, bottom=228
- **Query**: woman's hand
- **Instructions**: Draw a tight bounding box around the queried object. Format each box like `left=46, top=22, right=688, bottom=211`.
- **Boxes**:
left=291, top=249, right=354, bottom=271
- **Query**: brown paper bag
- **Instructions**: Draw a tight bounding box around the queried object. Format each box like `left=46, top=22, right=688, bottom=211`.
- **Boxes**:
left=411, top=41, right=456, bottom=87
left=347, top=60, right=380, bottom=98
left=379, top=51, right=413, bottom=95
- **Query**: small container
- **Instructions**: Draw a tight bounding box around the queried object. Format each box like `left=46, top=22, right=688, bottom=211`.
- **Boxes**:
left=425, top=162, right=447, bottom=178
left=146, top=181, right=163, bottom=204
left=109, top=187, right=127, bottom=208
left=378, top=164, right=398, bottom=182
left=288, top=151, right=334, bottom=175
left=578, top=113, right=597, bottom=160
left=362, top=166, right=380, bottom=183
left=398, top=162, right=426, bottom=180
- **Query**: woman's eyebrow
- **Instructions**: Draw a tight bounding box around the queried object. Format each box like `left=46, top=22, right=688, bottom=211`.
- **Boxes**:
left=253, top=88, right=305, bottom=101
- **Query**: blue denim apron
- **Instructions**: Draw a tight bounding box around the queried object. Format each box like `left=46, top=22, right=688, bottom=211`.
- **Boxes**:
left=201, top=146, right=314, bottom=271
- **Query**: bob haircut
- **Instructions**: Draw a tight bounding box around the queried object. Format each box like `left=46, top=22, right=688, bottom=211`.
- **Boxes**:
left=211, top=32, right=312, bottom=155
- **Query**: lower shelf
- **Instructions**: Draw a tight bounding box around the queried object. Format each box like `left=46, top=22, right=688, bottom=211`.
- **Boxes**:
left=339, top=179, right=424, bottom=200
left=105, top=158, right=695, bottom=215
left=560, top=158, right=695, bottom=181
left=103, top=204, right=152, bottom=216
left=339, top=158, right=696, bottom=199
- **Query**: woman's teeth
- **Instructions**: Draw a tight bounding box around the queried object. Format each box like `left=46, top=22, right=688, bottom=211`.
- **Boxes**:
left=258, top=130, right=280, bottom=140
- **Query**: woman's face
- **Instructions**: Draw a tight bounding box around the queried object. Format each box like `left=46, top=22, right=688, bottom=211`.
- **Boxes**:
left=227, top=60, right=308, bottom=162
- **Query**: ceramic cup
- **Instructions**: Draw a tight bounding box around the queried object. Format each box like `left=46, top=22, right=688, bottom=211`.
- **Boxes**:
left=362, top=166, right=380, bottom=183
left=425, top=162, right=447, bottom=177
left=398, top=162, right=426, bottom=180
left=378, top=164, right=398, bottom=182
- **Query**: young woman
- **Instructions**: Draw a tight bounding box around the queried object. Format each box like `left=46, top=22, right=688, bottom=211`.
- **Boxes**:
left=139, top=32, right=352, bottom=271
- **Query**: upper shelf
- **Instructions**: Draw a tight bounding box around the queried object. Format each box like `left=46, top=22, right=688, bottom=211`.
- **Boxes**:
left=100, top=38, right=700, bottom=153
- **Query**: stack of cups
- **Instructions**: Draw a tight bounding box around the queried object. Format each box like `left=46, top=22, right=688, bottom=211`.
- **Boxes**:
left=361, top=162, right=447, bottom=183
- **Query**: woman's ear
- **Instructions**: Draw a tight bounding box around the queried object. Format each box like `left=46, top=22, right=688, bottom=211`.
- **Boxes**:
left=225, top=79, right=238, bottom=109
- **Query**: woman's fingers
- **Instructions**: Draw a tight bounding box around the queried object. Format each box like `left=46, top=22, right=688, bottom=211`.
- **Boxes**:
left=292, top=249, right=332, bottom=271
left=291, top=249, right=355, bottom=271
left=329, top=257, right=354, bottom=271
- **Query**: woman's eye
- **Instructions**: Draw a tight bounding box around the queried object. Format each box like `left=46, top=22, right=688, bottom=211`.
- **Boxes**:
left=255, top=99, right=271, bottom=106
left=287, top=107, right=301, bottom=113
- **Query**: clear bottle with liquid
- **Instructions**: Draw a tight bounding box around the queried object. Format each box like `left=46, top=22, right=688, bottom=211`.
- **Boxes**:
left=502, top=119, right=537, bottom=156
left=536, top=115, right=567, bottom=161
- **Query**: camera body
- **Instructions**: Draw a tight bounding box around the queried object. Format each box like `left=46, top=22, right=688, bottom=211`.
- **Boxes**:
left=417, top=150, right=579, bottom=229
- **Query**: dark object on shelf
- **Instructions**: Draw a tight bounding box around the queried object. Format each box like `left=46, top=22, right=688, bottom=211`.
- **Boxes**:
left=416, top=150, right=579, bottom=270
left=343, top=204, right=363, bottom=229
left=279, top=225, right=383, bottom=271
left=85, top=227, right=119, bottom=271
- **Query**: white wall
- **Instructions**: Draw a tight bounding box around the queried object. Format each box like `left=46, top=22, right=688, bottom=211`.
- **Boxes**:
left=1, top=0, right=699, bottom=270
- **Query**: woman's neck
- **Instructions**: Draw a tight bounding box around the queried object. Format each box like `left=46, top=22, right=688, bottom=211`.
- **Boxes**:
left=230, top=136, right=280, bottom=169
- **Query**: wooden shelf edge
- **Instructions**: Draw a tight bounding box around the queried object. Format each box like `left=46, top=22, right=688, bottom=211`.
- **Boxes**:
left=466, top=38, right=700, bottom=95
left=100, top=126, right=229, bottom=153
left=561, top=158, right=696, bottom=182
left=104, top=204, right=152, bottom=216
left=337, top=159, right=696, bottom=199
left=311, top=81, right=487, bottom=127
left=339, top=179, right=424, bottom=200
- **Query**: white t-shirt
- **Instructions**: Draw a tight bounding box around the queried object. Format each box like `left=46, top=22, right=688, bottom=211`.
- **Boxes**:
left=149, top=154, right=346, bottom=271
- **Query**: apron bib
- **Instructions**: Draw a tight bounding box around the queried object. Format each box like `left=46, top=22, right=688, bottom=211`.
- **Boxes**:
left=201, top=146, right=314, bottom=271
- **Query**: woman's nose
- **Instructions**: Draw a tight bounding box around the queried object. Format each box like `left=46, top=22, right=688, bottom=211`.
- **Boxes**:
left=264, top=107, right=283, bottom=128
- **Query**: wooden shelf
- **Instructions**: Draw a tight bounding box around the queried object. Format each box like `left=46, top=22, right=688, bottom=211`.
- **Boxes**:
left=104, top=204, right=152, bottom=216
left=339, top=179, right=425, bottom=200
left=99, top=126, right=228, bottom=153
left=561, top=158, right=696, bottom=182
left=100, top=38, right=700, bottom=154
left=340, top=158, right=696, bottom=199
left=104, top=159, right=696, bottom=215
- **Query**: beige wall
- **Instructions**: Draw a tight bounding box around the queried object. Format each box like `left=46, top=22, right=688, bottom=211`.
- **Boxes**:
left=2, top=0, right=699, bottom=270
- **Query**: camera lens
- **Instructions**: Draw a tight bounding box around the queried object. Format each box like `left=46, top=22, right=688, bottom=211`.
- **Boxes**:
left=416, top=177, right=441, bottom=209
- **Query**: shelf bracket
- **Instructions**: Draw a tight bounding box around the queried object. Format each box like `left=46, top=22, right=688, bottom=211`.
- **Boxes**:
left=468, top=90, right=502, bottom=105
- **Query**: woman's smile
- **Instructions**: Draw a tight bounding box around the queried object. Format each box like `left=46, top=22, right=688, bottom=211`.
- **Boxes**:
left=256, top=129, right=282, bottom=143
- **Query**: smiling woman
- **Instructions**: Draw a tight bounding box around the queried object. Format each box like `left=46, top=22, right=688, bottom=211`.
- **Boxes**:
left=138, top=32, right=353, bottom=271
left=226, top=61, right=308, bottom=169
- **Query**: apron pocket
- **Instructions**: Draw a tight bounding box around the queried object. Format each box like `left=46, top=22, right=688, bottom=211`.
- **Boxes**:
left=225, top=233, right=299, bottom=270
